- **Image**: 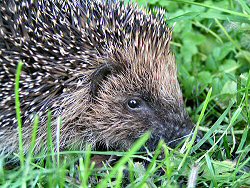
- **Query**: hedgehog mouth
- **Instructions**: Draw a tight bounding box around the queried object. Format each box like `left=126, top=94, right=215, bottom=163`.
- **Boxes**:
left=144, top=123, right=199, bottom=150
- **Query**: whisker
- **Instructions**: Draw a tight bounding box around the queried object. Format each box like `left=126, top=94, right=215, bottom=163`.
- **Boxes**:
left=167, top=132, right=193, bottom=145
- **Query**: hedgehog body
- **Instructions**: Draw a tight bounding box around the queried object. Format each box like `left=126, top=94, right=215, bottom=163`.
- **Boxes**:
left=0, top=0, right=194, bottom=155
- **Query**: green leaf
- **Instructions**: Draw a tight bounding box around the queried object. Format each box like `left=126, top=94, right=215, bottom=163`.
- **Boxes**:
left=219, top=60, right=240, bottom=73
left=211, top=77, right=222, bottom=95
left=206, top=55, right=219, bottom=72
left=182, top=32, right=206, bottom=45
left=181, top=44, right=197, bottom=68
left=158, top=1, right=179, bottom=12
left=212, top=43, right=235, bottom=61
left=236, top=50, right=250, bottom=63
left=198, top=71, right=212, bottom=85
left=182, top=75, right=196, bottom=97
left=221, top=80, right=237, bottom=94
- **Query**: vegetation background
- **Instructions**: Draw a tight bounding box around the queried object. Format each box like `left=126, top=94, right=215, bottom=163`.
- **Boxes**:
left=0, top=0, right=249, bottom=187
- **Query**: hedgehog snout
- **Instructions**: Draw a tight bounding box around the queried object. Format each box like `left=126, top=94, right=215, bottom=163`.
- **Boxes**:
left=146, top=114, right=195, bottom=150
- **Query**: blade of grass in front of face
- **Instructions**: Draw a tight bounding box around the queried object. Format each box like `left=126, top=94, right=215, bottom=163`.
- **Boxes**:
left=178, top=88, right=212, bottom=171
left=26, top=115, right=39, bottom=163
left=21, top=115, right=39, bottom=186
left=15, top=61, right=24, bottom=168
left=47, top=111, right=55, bottom=160
left=58, top=159, right=67, bottom=188
left=79, top=145, right=94, bottom=187
left=56, top=116, right=62, bottom=167
left=162, top=143, right=180, bottom=187
left=96, top=132, right=150, bottom=188
left=79, top=157, right=85, bottom=187
left=46, top=111, right=56, bottom=187
left=136, top=140, right=164, bottom=187
left=15, top=61, right=28, bottom=188
left=128, top=159, right=135, bottom=186
left=162, top=144, right=173, bottom=181
left=115, top=165, right=124, bottom=188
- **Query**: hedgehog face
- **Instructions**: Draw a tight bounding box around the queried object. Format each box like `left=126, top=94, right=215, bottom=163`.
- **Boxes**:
left=123, top=93, right=194, bottom=150
left=88, top=61, right=194, bottom=151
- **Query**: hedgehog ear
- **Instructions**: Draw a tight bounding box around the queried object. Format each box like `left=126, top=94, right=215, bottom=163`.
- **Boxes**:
left=90, top=63, right=123, bottom=98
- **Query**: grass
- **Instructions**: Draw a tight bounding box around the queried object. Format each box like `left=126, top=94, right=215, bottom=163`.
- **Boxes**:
left=1, top=0, right=250, bottom=187
left=15, top=61, right=24, bottom=168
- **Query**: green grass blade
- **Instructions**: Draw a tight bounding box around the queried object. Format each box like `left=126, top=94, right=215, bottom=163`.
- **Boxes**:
left=192, top=21, right=223, bottom=44
left=137, top=140, right=164, bottom=187
left=236, top=127, right=249, bottom=153
left=115, top=166, right=124, bottom=188
left=215, top=18, right=241, bottom=50
left=205, top=154, right=218, bottom=187
left=28, top=115, right=39, bottom=159
left=22, top=115, right=39, bottom=187
left=245, top=71, right=250, bottom=123
left=15, top=61, right=24, bottom=168
left=56, top=116, right=62, bottom=167
left=237, top=0, right=250, bottom=14
left=178, top=88, right=212, bottom=171
left=193, top=101, right=234, bottom=151
left=80, top=145, right=92, bottom=188
left=196, top=106, right=243, bottom=163
left=96, top=133, right=150, bottom=188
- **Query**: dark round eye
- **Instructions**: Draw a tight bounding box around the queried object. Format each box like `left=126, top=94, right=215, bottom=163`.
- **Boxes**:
left=127, top=99, right=141, bottom=109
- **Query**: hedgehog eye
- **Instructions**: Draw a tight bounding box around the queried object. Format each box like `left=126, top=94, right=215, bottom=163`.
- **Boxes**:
left=127, top=98, right=141, bottom=109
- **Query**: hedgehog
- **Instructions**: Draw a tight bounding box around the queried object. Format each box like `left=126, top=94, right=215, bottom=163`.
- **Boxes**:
left=0, top=0, right=195, bottom=156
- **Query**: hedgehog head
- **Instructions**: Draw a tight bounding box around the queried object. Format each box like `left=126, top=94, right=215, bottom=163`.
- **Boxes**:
left=79, top=22, right=194, bottom=150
